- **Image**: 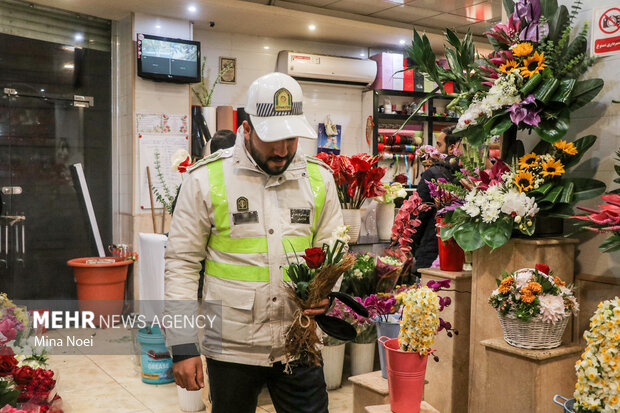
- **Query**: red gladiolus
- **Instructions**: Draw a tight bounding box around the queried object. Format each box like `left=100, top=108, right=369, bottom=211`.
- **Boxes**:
left=302, top=247, right=326, bottom=269
left=535, top=263, right=550, bottom=275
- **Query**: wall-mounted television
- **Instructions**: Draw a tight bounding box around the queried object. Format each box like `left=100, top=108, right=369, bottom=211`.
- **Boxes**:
left=137, top=33, right=200, bottom=83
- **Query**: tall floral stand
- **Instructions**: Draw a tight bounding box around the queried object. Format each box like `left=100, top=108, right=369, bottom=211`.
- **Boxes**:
left=419, top=268, right=472, bottom=413
left=468, top=238, right=579, bottom=413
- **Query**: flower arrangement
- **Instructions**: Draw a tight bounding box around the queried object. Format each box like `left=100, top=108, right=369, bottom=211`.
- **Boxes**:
left=152, top=148, right=194, bottom=214
left=398, top=286, right=440, bottom=356
left=427, top=178, right=464, bottom=217
left=573, top=297, right=619, bottom=413
left=391, top=192, right=432, bottom=254
left=315, top=152, right=386, bottom=209
left=404, top=0, right=603, bottom=152
left=489, top=264, right=578, bottom=323
left=284, top=228, right=355, bottom=367
left=374, top=182, right=407, bottom=205
left=339, top=253, right=376, bottom=298
left=192, top=57, right=233, bottom=107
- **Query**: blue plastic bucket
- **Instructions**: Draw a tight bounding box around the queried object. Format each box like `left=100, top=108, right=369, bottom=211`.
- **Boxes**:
left=137, top=325, right=174, bottom=384
left=375, top=315, right=401, bottom=379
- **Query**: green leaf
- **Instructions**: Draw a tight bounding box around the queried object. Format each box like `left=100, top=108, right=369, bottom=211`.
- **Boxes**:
left=503, top=0, right=515, bottom=15
left=599, top=236, right=620, bottom=253
left=569, top=79, right=604, bottom=111
left=549, top=5, right=569, bottom=42
left=533, top=107, right=570, bottom=143
left=558, top=181, right=575, bottom=204
left=541, top=0, right=559, bottom=19
left=534, top=78, right=560, bottom=104
left=445, top=28, right=461, bottom=49
left=490, top=116, right=514, bottom=136
left=453, top=222, right=486, bottom=251
left=563, top=177, right=606, bottom=201
left=480, top=218, right=513, bottom=249
left=531, top=140, right=551, bottom=155
left=531, top=182, right=554, bottom=197
left=539, top=185, right=564, bottom=207
left=440, top=224, right=458, bottom=241
left=462, top=124, right=489, bottom=147
left=563, top=135, right=597, bottom=169
left=551, top=79, right=577, bottom=104
left=545, top=203, right=574, bottom=218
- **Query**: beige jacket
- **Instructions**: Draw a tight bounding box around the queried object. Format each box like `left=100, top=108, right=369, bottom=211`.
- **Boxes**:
left=164, top=131, right=343, bottom=366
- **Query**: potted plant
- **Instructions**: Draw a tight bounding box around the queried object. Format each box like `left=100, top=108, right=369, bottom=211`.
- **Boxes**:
left=374, top=183, right=407, bottom=241
left=366, top=292, right=399, bottom=379
left=315, top=152, right=386, bottom=243
left=191, top=57, right=233, bottom=134
left=489, top=263, right=579, bottom=349
left=339, top=252, right=376, bottom=299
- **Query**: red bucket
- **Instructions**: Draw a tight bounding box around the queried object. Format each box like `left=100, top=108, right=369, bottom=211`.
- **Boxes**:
left=436, top=218, right=465, bottom=272
left=379, top=337, right=429, bottom=413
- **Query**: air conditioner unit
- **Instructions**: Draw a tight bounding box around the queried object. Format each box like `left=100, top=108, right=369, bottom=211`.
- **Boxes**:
left=276, top=51, right=377, bottom=87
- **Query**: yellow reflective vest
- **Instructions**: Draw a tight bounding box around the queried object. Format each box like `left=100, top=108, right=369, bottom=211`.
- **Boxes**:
left=164, top=133, right=344, bottom=366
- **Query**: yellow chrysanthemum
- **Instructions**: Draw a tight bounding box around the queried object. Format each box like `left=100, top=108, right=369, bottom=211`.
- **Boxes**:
left=514, top=170, right=535, bottom=192
left=512, top=42, right=534, bottom=57
left=520, top=51, right=547, bottom=78
left=553, top=139, right=578, bottom=156
left=498, top=60, right=519, bottom=74
left=541, top=158, right=565, bottom=177
left=518, top=153, right=540, bottom=170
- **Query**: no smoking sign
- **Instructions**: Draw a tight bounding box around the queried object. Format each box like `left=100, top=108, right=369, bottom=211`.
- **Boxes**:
left=593, top=7, right=620, bottom=56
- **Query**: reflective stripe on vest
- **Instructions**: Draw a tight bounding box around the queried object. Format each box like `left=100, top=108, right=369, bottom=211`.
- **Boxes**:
left=205, top=160, right=325, bottom=282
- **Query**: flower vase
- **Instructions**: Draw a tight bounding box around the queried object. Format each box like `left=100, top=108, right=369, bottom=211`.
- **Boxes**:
left=177, top=385, right=206, bottom=411
left=376, top=202, right=395, bottom=241
left=342, top=208, right=361, bottom=244
left=436, top=218, right=465, bottom=271
left=380, top=337, right=429, bottom=413
left=375, top=316, right=401, bottom=379
left=201, top=106, right=217, bottom=137
left=321, top=343, right=346, bottom=390
left=349, top=342, right=376, bottom=376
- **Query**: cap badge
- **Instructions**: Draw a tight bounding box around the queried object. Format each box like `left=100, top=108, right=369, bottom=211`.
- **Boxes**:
left=274, top=88, right=292, bottom=112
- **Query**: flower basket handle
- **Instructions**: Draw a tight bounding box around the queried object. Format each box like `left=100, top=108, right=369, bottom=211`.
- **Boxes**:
left=553, top=395, right=569, bottom=407
left=378, top=336, right=390, bottom=345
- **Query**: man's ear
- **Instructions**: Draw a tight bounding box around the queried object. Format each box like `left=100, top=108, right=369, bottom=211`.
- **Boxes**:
left=242, top=120, right=251, bottom=143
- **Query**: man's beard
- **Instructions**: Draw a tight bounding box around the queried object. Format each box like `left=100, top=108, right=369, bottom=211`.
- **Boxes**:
left=248, top=136, right=295, bottom=175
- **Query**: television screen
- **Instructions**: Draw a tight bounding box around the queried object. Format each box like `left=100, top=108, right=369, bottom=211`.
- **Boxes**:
left=137, top=33, right=200, bottom=83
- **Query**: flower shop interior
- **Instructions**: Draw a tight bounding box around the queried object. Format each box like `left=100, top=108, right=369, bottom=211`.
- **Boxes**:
left=0, top=0, right=619, bottom=412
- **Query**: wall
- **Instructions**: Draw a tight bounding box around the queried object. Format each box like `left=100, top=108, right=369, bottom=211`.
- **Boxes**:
left=193, top=29, right=374, bottom=157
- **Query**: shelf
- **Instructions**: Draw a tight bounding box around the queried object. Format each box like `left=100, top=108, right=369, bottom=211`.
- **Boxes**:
left=430, top=116, right=459, bottom=123
left=372, top=89, right=428, bottom=98
left=376, top=113, right=429, bottom=122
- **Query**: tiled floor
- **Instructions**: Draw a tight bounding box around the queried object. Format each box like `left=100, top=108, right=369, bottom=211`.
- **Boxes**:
left=45, top=328, right=353, bottom=413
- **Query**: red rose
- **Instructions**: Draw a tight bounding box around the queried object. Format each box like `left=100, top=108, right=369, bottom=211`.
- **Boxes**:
left=0, top=355, right=17, bottom=377
left=393, top=174, right=408, bottom=184
left=0, top=345, right=14, bottom=356
left=535, top=263, right=550, bottom=275
left=302, top=247, right=326, bottom=269
left=13, top=366, right=35, bottom=386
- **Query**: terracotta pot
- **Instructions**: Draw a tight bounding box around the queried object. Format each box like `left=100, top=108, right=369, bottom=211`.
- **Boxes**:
left=436, top=218, right=465, bottom=272
left=67, top=257, right=132, bottom=326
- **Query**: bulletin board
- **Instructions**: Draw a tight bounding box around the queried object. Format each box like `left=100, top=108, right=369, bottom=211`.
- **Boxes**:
left=137, top=113, right=189, bottom=210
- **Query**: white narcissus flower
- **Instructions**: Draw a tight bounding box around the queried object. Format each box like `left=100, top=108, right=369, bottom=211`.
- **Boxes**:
left=170, top=149, right=190, bottom=172
left=538, top=294, right=566, bottom=323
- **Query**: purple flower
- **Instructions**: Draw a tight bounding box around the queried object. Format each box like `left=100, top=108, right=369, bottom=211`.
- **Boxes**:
left=511, top=0, right=548, bottom=42
left=427, top=279, right=451, bottom=292
left=507, top=94, right=541, bottom=127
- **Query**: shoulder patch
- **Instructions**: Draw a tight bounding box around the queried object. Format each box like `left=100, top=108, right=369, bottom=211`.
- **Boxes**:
left=305, top=155, right=332, bottom=172
left=187, top=149, right=233, bottom=173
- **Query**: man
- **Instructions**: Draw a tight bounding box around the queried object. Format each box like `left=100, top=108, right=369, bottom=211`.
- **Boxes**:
left=164, top=72, right=343, bottom=413
left=410, top=126, right=462, bottom=280
left=209, top=129, right=236, bottom=154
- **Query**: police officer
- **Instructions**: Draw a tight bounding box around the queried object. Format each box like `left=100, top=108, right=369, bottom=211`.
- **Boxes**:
left=164, top=72, right=343, bottom=413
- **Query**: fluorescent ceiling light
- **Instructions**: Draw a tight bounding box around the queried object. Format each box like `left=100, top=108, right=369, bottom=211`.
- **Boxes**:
left=308, top=24, right=316, bottom=31
left=264, top=46, right=270, bottom=49
left=155, top=25, right=161, bottom=29
left=399, top=39, right=406, bottom=45
left=188, top=5, right=197, bottom=12
left=74, top=33, right=84, bottom=42
left=64, top=63, right=74, bottom=69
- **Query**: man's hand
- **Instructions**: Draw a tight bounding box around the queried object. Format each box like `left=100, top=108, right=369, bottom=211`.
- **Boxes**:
left=304, top=298, right=331, bottom=316
left=173, top=356, right=204, bottom=390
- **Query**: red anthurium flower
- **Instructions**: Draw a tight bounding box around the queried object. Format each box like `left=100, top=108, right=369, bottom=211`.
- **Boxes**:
left=535, top=263, right=550, bottom=275
left=302, top=247, right=326, bottom=269
left=177, top=156, right=193, bottom=173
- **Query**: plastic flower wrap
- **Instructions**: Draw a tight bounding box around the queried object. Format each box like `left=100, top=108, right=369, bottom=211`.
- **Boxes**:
left=398, top=286, right=440, bottom=355
left=573, top=297, right=620, bottom=413
left=374, top=182, right=407, bottom=204
left=489, top=264, right=578, bottom=323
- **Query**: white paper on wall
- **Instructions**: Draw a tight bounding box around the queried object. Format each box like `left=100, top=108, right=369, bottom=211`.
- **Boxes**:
left=138, top=132, right=189, bottom=210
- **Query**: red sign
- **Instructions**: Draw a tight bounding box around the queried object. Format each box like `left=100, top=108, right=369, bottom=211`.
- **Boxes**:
left=599, top=8, right=620, bottom=35
left=595, top=35, right=620, bottom=54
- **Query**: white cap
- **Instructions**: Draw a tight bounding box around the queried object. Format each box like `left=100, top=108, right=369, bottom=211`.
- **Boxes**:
left=245, top=72, right=317, bottom=142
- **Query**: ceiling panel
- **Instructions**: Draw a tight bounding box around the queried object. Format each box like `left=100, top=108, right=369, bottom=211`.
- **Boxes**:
left=324, top=0, right=402, bottom=16
left=412, top=12, right=479, bottom=27
left=282, top=0, right=337, bottom=6
left=450, top=1, right=501, bottom=21
left=370, top=5, right=441, bottom=22
left=406, top=0, right=492, bottom=13
left=457, top=20, right=493, bottom=36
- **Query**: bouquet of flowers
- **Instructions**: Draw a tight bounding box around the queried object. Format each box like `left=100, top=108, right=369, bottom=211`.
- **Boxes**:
left=415, top=145, right=446, bottom=167
left=284, top=227, right=355, bottom=367
left=427, top=178, right=465, bottom=217
left=374, top=182, right=407, bottom=205
left=398, top=286, right=440, bottom=356
left=315, top=152, right=386, bottom=209
left=339, top=253, right=376, bottom=298
left=573, top=297, right=619, bottom=413
left=489, top=264, right=578, bottom=323
left=350, top=297, right=379, bottom=344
